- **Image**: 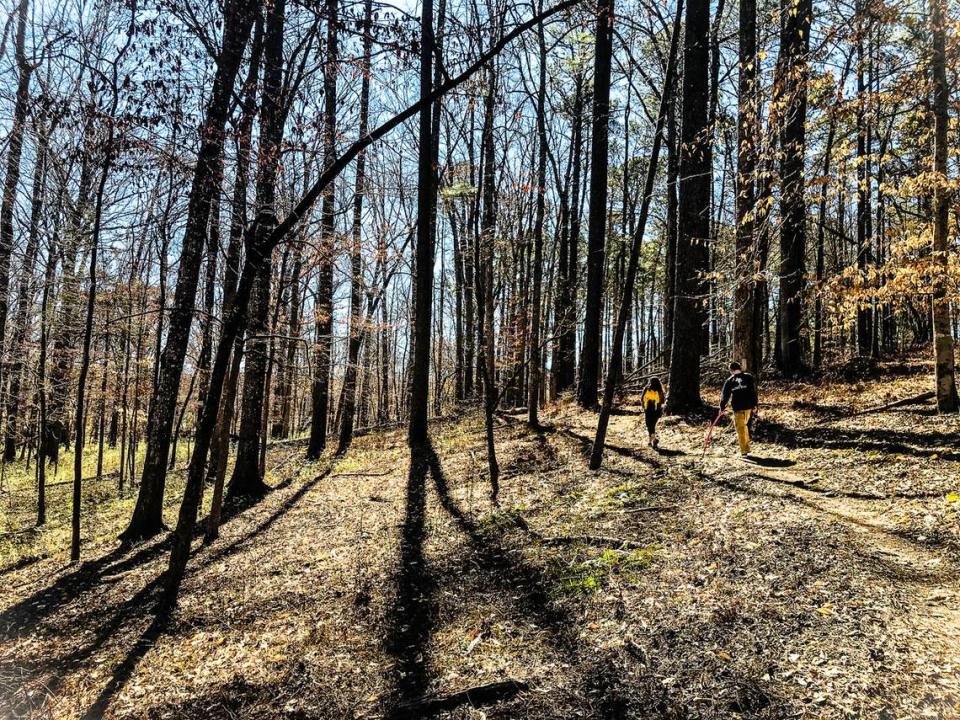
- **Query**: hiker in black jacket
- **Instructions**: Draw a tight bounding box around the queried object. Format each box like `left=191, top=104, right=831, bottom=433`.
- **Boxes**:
left=719, top=362, right=758, bottom=457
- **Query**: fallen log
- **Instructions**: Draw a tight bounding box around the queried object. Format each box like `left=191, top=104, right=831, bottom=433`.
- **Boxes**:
left=394, top=680, right=529, bottom=717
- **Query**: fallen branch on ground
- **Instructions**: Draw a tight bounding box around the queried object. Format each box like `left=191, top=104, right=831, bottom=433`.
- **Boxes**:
left=394, top=680, right=530, bottom=717
left=540, top=534, right=648, bottom=550
left=853, top=391, right=935, bottom=416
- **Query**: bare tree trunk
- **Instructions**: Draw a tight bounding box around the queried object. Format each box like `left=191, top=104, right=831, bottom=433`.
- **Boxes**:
left=527, top=0, right=548, bottom=426
left=776, top=0, right=812, bottom=375
left=732, top=0, right=759, bottom=373
left=338, top=0, right=375, bottom=455
left=228, top=0, right=286, bottom=500
left=5, top=114, right=50, bottom=461
left=666, top=0, right=711, bottom=412
left=929, top=0, right=958, bottom=411
left=0, top=0, right=33, bottom=408
left=577, top=0, right=614, bottom=409
left=591, top=0, right=682, bottom=467
left=307, top=0, right=339, bottom=459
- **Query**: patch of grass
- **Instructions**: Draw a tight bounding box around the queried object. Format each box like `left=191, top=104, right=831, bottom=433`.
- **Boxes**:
left=477, top=505, right=527, bottom=537
left=554, top=545, right=659, bottom=595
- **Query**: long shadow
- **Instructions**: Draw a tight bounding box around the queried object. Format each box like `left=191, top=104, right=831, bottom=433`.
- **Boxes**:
left=559, top=429, right=663, bottom=469
left=0, top=536, right=171, bottom=640
left=202, top=465, right=333, bottom=567
left=2, top=465, right=334, bottom=718
left=0, top=465, right=330, bottom=643
left=706, top=470, right=960, bottom=584
left=78, top=612, right=170, bottom=720
left=384, top=446, right=434, bottom=719
left=3, top=571, right=165, bottom=716
left=0, top=553, right=47, bottom=580
left=737, top=469, right=942, bottom=501
left=759, top=419, right=960, bottom=462
left=425, top=445, right=579, bottom=652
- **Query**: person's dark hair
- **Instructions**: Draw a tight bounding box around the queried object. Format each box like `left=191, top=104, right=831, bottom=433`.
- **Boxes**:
left=729, top=361, right=742, bottom=372
left=647, top=376, right=664, bottom=394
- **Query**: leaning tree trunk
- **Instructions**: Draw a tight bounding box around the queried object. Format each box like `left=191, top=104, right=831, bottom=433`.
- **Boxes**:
left=122, top=0, right=257, bottom=542
left=591, top=0, right=683, bottom=468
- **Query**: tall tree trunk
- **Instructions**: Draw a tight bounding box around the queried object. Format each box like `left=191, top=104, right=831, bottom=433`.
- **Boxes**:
left=929, top=0, right=958, bottom=411
left=553, top=73, right=583, bottom=394
left=666, top=0, right=711, bottom=412
left=527, top=0, right=548, bottom=426
left=338, top=0, right=375, bottom=454
left=664, top=90, right=678, bottom=356
left=776, top=0, right=812, bottom=375
left=122, top=0, right=257, bottom=542
left=5, top=115, right=49, bottom=461
left=732, top=0, right=759, bottom=373
left=577, top=0, right=614, bottom=409
left=0, top=0, right=32, bottom=408
left=478, top=64, right=500, bottom=498
left=307, top=0, right=339, bottom=459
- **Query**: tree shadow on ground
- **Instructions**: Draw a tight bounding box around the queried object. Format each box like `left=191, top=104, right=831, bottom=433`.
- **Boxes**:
left=743, top=455, right=796, bottom=468
left=383, top=441, right=588, bottom=718
left=735, top=469, right=942, bottom=501
left=384, top=446, right=435, bottom=719
left=425, top=445, right=579, bottom=652
left=557, top=428, right=663, bottom=469
left=758, top=419, right=960, bottom=462
left=707, top=471, right=960, bottom=584
left=3, top=571, right=165, bottom=716
left=0, top=464, right=331, bottom=644
left=1, top=464, right=335, bottom=717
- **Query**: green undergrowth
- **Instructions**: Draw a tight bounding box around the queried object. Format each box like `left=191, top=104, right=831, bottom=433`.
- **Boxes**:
left=553, top=545, right=660, bottom=595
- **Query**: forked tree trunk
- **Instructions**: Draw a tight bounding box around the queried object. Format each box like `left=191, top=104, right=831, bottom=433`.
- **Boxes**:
left=122, top=0, right=257, bottom=542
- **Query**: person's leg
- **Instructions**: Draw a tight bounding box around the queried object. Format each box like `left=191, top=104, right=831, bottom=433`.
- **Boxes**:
left=645, top=406, right=657, bottom=443
left=734, top=410, right=752, bottom=455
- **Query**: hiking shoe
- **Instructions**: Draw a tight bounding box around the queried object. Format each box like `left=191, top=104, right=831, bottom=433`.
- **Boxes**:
left=652, top=436, right=660, bottom=449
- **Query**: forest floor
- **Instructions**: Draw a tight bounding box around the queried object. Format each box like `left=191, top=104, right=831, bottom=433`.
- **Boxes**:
left=1, top=356, right=958, bottom=719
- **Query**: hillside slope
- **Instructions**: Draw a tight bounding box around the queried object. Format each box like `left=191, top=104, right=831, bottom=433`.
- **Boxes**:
left=1, top=360, right=958, bottom=719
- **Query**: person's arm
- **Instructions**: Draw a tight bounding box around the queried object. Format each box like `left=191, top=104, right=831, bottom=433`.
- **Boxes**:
left=719, top=378, right=731, bottom=411
left=749, top=376, right=758, bottom=409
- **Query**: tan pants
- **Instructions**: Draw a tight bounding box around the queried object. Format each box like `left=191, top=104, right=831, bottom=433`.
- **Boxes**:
left=733, top=410, right=752, bottom=455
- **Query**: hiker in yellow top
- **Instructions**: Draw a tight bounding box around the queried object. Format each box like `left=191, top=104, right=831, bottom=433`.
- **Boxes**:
left=719, top=361, right=758, bottom=458
left=641, top=377, right=666, bottom=448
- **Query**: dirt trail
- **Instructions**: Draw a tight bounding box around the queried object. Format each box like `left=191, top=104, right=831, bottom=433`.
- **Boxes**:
left=696, top=429, right=960, bottom=718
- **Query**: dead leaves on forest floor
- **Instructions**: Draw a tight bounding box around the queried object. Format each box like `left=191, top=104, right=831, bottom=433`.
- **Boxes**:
left=1, top=357, right=958, bottom=719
